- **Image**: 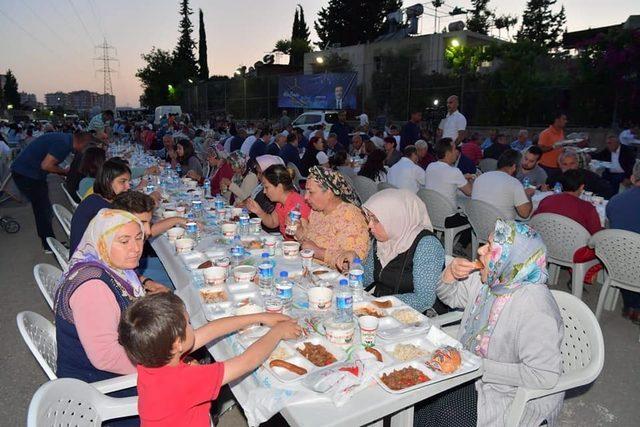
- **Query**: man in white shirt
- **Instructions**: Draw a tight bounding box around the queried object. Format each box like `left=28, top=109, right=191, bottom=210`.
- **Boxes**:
left=619, top=125, right=640, bottom=147
left=387, top=145, right=426, bottom=193
left=240, top=133, right=257, bottom=155
left=425, top=138, right=473, bottom=206
left=472, top=149, right=534, bottom=220
left=437, top=95, right=466, bottom=145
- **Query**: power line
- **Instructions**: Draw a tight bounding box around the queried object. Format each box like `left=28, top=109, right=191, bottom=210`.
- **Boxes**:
left=23, top=0, right=83, bottom=57
left=87, top=0, right=106, bottom=39
left=0, top=7, right=54, bottom=53
left=94, top=39, right=118, bottom=107
left=66, top=0, right=96, bottom=46
left=48, top=1, right=89, bottom=46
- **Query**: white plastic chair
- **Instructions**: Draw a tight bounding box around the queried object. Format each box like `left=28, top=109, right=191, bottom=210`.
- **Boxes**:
left=589, top=229, right=640, bottom=320
left=377, top=181, right=397, bottom=191
left=46, top=237, right=70, bottom=271
left=60, top=182, right=78, bottom=211
left=27, top=378, right=138, bottom=427
left=478, top=158, right=497, bottom=173
left=461, top=198, right=502, bottom=256
left=529, top=213, right=600, bottom=300
left=33, top=263, right=62, bottom=310
left=350, top=175, right=378, bottom=203
left=17, top=311, right=138, bottom=394
left=53, top=203, right=73, bottom=238
left=505, top=290, right=605, bottom=426
left=287, top=162, right=307, bottom=191
left=417, top=189, right=471, bottom=256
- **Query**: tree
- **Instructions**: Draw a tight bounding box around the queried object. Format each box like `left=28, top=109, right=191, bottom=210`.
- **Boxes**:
left=198, top=9, right=209, bottom=80
left=517, top=0, right=567, bottom=49
left=296, top=4, right=311, bottom=41
left=494, top=14, right=518, bottom=39
left=315, top=0, right=402, bottom=48
left=136, top=48, right=179, bottom=108
left=466, top=0, right=493, bottom=35
left=310, top=52, right=354, bottom=74
left=3, top=69, right=20, bottom=108
left=275, top=5, right=312, bottom=68
left=291, top=8, right=299, bottom=43
left=174, top=0, right=198, bottom=80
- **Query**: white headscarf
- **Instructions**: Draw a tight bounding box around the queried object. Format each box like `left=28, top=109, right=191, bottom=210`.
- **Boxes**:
left=363, top=189, right=433, bottom=268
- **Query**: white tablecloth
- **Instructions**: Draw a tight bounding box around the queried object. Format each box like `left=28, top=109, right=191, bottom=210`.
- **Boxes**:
left=151, top=235, right=482, bottom=427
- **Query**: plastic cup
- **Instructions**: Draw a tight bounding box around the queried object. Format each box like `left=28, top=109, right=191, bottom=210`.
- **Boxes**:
left=175, top=238, right=194, bottom=254
left=175, top=206, right=186, bottom=217
left=250, top=218, right=262, bottom=234
left=264, top=235, right=277, bottom=256
left=282, top=241, right=301, bottom=259
left=167, top=227, right=185, bottom=242
left=300, top=249, right=314, bottom=269
left=221, top=223, right=237, bottom=237
left=308, top=286, right=333, bottom=311
left=359, top=315, right=379, bottom=347
left=203, top=266, right=227, bottom=285
left=265, top=297, right=283, bottom=314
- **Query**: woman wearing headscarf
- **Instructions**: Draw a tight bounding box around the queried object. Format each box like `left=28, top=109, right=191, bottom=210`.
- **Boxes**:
left=220, top=150, right=259, bottom=204
left=55, top=209, right=149, bottom=388
left=295, top=166, right=370, bottom=269
left=240, top=154, right=284, bottom=215
left=337, top=189, right=445, bottom=313
left=414, top=219, right=564, bottom=427
left=187, top=146, right=233, bottom=196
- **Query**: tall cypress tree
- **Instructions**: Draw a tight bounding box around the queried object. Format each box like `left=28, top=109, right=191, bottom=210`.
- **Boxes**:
left=315, top=0, right=402, bottom=48
left=174, top=0, right=198, bottom=80
left=517, top=0, right=567, bottom=49
left=198, top=9, right=209, bottom=79
left=466, top=0, right=493, bottom=35
left=297, top=5, right=310, bottom=42
left=289, top=8, right=300, bottom=65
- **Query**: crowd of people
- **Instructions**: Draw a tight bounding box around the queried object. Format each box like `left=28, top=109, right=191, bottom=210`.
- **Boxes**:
left=3, top=103, right=639, bottom=426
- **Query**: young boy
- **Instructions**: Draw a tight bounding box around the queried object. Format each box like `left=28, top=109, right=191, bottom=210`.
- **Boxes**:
left=118, top=292, right=301, bottom=426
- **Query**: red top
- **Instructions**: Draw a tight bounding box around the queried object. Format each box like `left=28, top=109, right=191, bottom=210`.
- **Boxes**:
left=533, top=193, right=603, bottom=235
left=209, top=161, right=234, bottom=196
left=460, top=142, right=483, bottom=166
left=137, top=361, right=225, bottom=427
left=275, top=191, right=311, bottom=237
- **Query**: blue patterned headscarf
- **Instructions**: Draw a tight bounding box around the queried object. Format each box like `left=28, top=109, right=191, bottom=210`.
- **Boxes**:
left=459, top=219, right=548, bottom=357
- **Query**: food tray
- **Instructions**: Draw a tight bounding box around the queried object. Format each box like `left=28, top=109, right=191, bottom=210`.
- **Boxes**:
left=382, top=336, right=436, bottom=363
left=369, top=296, right=404, bottom=309
left=378, top=306, right=431, bottom=340
left=375, top=361, right=440, bottom=394
left=353, top=302, right=387, bottom=318
left=179, top=251, right=209, bottom=271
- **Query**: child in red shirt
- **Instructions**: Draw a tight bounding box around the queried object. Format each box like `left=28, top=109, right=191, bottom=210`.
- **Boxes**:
left=118, top=293, right=301, bottom=427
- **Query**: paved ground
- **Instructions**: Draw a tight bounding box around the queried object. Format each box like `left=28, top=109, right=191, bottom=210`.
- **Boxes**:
left=1, top=176, right=638, bottom=426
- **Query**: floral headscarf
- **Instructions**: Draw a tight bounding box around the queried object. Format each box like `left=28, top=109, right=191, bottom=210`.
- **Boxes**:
left=61, top=209, right=146, bottom=301
left=307, top=165, right=361, bottom=207
left=459, top=219, right=548, bottom=357
left=228, top=150, right=247, bottom=172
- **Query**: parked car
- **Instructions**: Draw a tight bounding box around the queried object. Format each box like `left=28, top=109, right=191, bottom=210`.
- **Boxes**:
left=291, top=110, right=339, bottom=132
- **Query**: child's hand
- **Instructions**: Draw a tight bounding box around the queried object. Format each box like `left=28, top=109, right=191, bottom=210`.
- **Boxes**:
left=272, top=320, right=302, bottom=340
left=260, top=313, right=293, bottom=327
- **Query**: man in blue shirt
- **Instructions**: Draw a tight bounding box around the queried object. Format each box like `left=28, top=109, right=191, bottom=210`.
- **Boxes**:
left=606, top=162, right=640, bottom=321
left=11, top=131, right=91, bottom=251
left=400, top=110, right=422, bottom=150
left=249, top=130, right=270, bottom=163
left=279, top=133, right=302, bottom=170
left=330, top=111, right=352, bottom=149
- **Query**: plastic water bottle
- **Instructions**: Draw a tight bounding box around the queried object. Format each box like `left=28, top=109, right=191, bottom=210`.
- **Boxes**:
left=214, top=195, right=225, bottom=211
left=348, top=258, right=365, bottom=303
left=285, top=203, right=302, bottom=236
left=553, top=182, right=563, bottom=194
left=231, top=236, right=244, bottom=266
left=258, top=253, right=274, bottom=296
left=239, top=209, right=250, bottom=236
left=522, top=177, right=531, bottom=189
left=203, top=179, right=211, bottom=197
left=175, top=163, right=182, bottom=177
left=335, top=279, right=353, bottom=321
left=185, top=221, right=199, bottom=241
left=275, top=271, right=293, bottom=310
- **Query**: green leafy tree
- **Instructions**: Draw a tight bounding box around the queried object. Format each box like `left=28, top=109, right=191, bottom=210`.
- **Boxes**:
left=198, top=8, right=209, bottom=80
left=174, top=0, right=198, bottom=80
left=494, top=14, right=518, bottom=39
left=3, top=69, right=20, bottom=108
left=136, top=48, right=180, bottom=107
left=315, top=0, right=402, bottom=48
left=517, top=0, right=566, bottom=49
left=466, top=0, right=493, bottom=35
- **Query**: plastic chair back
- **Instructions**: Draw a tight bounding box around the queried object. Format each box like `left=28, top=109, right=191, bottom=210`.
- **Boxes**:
left=416, top=189, right=458, bottom=230
left=590, top=229, right=640, bottom=289
left=350, top=175, right=378, bottom=203
left=46, top=237, right=70, bottom=271
left=462, top=199, right=502, bottom=243
left=17, top=311, right=57, bottom=380
left=60, top=182, right=78, bottom=211
left=53, top=204, right=73, bottom=238
left=287, top=162, right=306, bottom=191
left=478, top=158, right=497, bottom=173
left=27, top=378, right=138, bottom=427
left=377, top=181, right=397, bottom=191
left=33, top=263, right=62, bottom=310
left=530, top=213, right=591, bottom=265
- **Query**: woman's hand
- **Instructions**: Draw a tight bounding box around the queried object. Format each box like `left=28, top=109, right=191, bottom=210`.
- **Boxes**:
left=336, top=250, right=358, bottom=273
left=136, top=178, right=148, bottom=191
left=186, top=170, right=202, bottom=181
left=149, top=190, right=162, bottom=206
left=143, top=279, right=171, bottom=294
left=294, top=217, right=309, bottom=241
left=259, top=313, right=293, bottom=327
left=442, top=257, right=480, bottom=282
left=220, top=177, right=231, bottom=187
left=301, top=240, right=320, bottom=253
left=245, top=198, right=263, bottom=216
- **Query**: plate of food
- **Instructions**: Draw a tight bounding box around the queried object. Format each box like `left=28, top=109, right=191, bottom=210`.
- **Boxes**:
left=370, top=296, right=404, bottom=309
left=382, top=337, right=435, bottom=363
left=264, top=342, right=316, bottom=383
left=375, top=361, right=434, bottom=394
left=180, top=251, right=209, bottom=271
left=353, top=302, right=386, bottom=318
left=294, top=336, right=347, bottom=368
left=199, top=286, right=229, bottom=304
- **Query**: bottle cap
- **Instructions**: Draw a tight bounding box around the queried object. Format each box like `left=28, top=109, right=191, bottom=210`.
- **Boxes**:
left=339, top=279, right=348, bottom=286
left=279, top=271, right=288, bottom=278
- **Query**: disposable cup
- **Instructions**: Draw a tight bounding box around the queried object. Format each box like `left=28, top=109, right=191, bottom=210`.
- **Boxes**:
left=359, top=315, right=379, bottom=347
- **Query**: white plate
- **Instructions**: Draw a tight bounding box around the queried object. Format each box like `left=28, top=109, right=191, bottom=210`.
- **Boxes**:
left=353, top=302, right=387, bottom=318
left=369, top=296, right=404, bottom=309
left=293, top=336, right=348, bottom=369
left=264, top=342, right=316, bottom=383
left=382, top=336, right=436, bottom=363
left=377, top=307, right=431, bottom=340
left=375, top=360, right=440, bottom=394
left=180, top=251, right=209, bottom=270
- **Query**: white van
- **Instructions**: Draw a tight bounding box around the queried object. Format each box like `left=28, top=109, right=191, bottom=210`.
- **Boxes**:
left=291, top=110, right=339, bottom=133
left=154, top=106, right=182, bottom=125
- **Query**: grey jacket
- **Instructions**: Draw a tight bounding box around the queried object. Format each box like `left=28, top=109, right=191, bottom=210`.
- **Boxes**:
left=437, top=271, right=564, bottom=427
